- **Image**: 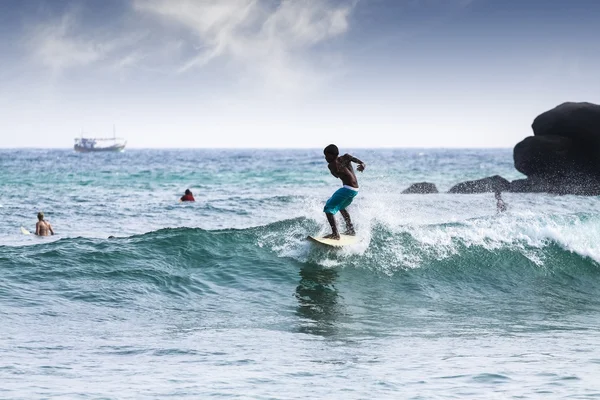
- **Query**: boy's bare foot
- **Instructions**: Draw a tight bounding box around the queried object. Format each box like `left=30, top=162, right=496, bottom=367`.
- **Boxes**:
left=323, top=233, right=340, bottom=240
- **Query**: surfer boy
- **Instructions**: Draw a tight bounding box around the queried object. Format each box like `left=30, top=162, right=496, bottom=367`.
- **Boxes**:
left=35, top=212, right=54, bottom=236
left=323, top=144, right=366, bottom=240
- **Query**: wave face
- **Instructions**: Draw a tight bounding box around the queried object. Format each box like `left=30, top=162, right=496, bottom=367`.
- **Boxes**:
left=3, top=214, right=600, bottom=310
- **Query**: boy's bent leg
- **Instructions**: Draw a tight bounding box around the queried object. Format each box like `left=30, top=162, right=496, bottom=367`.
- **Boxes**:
left=340, top=209, right=355, bottom=235
left=324, top=212, right=340, bottom=239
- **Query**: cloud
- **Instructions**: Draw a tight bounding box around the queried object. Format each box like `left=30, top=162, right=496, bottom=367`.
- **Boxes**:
left=133, top=0, right=354, bottom=91
left=28, top=12, right=106, bottom=70
left=24, top=0, right=354, bottom=93
left=27, top=6, right=145, bottom=74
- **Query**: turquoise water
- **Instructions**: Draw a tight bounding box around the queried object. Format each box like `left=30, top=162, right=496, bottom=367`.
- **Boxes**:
left=2, top=149, right=600, bottom=398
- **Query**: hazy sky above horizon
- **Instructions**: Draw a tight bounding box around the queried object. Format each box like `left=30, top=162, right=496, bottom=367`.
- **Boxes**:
left=1, top=0, right=599, bottom=148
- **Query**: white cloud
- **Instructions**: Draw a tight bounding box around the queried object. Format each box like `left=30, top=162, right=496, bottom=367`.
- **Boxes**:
left=29, top=12, right=105, bottom=70
left=25, top=0, right=354, bottom=92
left=133, top=0, right=353, bottom=91
left=27, top=8, right=146, bottom=74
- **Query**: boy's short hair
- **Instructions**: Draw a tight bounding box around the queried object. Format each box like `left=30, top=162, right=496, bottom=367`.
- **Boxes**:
left=324, top=144, right=339, bottom=156
left=37, top=212, right=44, bottom=220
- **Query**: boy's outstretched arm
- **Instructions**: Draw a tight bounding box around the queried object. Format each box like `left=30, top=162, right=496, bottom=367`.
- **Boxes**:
left=342, top=153, right=366, bottom=172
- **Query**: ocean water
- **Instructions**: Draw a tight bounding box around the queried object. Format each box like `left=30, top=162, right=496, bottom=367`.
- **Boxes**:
left=2, top=148, right=600, bottom=399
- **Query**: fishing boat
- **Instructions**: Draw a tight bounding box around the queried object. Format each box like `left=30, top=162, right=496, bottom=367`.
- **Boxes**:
left=74, top=127, right=126, bottom=153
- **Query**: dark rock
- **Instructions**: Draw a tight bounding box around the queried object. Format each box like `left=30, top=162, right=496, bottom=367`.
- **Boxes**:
left=510, top=177, right=600, bottom=195
left=512, top=101, right=600, bottom=195
left=513, top=135, right=578, bottom=178
left=448, top=175, right=510, bottom=194
left=532, top=102, right=600, bottom=145
left=556, top=181, right=600, bottom=195
left=402, top=182, right=438, bottom=194
left=509, top=178, right=553, bottom=193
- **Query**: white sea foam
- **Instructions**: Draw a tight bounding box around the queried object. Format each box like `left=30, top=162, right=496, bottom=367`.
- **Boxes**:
left=290, top=189, right=600, bottom=269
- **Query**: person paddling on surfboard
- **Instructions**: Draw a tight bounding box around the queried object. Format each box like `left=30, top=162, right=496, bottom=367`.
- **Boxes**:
left=322, top=144, right=366, bottom=240
left=35, top=212, right=54, bottom=236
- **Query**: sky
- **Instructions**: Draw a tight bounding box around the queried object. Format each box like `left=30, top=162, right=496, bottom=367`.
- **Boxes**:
left=0, top=0, right=599, bottom=148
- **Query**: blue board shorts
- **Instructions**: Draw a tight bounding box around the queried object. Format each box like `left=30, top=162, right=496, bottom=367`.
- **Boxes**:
left=324, top=186, right=358, bottom=214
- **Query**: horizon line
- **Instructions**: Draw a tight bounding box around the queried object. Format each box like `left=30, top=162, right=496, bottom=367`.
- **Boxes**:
left=0, top=146, right=516, bottom=150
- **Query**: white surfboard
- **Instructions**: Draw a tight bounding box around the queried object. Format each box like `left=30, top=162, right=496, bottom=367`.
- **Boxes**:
left=307, top=234, right=358, bottom=248
left=20, top=226, right=31, bottom=235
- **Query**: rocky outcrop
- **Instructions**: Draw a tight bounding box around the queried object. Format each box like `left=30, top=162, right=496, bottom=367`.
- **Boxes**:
left=448, top=175, right=510, bottom=194
left=509, top=177, right=600, bottom=195
left=403, top=102, right=600, bottom=196
left=402, top=182, right=438, bottom=194
left=532, top=102, right=600, bottom=144
left=513, top=102, right=600, bottom=195
left=513, top=135, right=577, bottom=177
left=509, top=178, right=552, bottom=193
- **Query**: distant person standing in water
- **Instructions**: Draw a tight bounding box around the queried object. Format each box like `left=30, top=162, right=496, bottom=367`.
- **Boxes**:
left=322, top=144, right=366, bottom=240
left=180, top=189, right=195, bottom=202
left=495, top=190, right=507, bottom=213
left=35, top=212, right=54, bottom=236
